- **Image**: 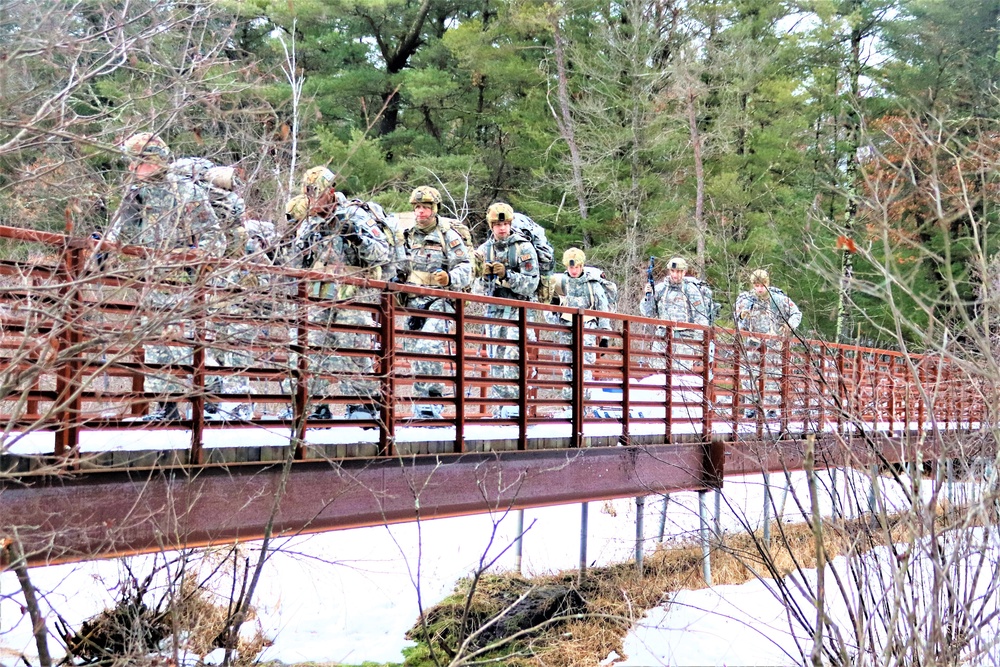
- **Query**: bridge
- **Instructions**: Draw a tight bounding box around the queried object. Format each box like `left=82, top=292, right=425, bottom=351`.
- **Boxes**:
left=0, top=225, right=989, bottom=567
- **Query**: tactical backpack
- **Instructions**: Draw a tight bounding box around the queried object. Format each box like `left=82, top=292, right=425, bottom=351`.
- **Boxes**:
left=343, top=198, right=406, bottom=282
left=510, top=212, right=554, bottom=300
left=168, top=157, right=245, bottom=254
left=685, top=276, right=720, bottom=323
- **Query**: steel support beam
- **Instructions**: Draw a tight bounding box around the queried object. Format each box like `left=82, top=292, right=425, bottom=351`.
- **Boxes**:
left=1, top=444, right=707, bottom=567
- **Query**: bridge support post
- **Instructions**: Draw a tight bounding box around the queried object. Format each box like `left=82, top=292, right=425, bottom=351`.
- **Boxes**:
left=635, top=495, right=645, bottom=571
left=658, top=494, right=670, bottom=543
left=514, top=508, right=524, bottom=575
left=578, top=502, right=589, bottom=583
left=762, top=471, right=772, bottom=545
left=699, top=490, right=712, bottom=585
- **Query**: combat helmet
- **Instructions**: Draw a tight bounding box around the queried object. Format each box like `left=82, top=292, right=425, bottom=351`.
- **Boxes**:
left=486, top=202, right=514, bottom=224
left=122, top=132, right=170, bottom=164
left=301, top=166, right=336, bottom=199
left=409, top=186, right=442, bottom=212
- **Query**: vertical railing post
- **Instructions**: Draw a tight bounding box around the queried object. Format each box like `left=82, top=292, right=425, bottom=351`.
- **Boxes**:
left=836, top=346, right=847, bottom=438
left=665, top=326, right=674, bottom=440
left=732, top=337, right=742, bottom=425
left=293, top=280, right=309, bottom=459
left=570, top=310, right=585, bottom=449
left=620, top=319, right=632, bottom=446
left=53, top=245, right=84, bottom=463
left=701, top=327, right=714, bottom=441
left=780, top=337, right=791, bottom=434
left=887, top=355, right=897, bottom=437
left=518, top=304, right=529, bottom=450
left=453, top=295, right=465, bottom=454
left=189, top=282, right=207, bottom=466
left=379, top=290, right=397, bottom=457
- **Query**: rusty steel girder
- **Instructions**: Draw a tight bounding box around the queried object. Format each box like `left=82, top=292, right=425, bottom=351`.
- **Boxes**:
left=1, top=442, right=718, bottom=567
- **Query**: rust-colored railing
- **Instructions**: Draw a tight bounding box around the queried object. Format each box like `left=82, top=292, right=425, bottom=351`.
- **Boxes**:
left=0, top=225, right=986, bottom=473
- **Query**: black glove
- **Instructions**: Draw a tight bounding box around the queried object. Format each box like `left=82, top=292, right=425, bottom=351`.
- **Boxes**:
left=599, top=337, right=610, bottom=348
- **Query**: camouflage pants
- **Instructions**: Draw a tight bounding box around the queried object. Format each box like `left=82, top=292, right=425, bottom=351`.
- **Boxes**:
left=649, top=327, right=703, bottom=374
left=739, top=338, right=783, bottom=412
left=557, top=323, right=603, bottom=402
left=141, top=290, right=193, bottom=403
left=486, top=304, right=526, bottom=403
left=206, top=320, right=256, bottom=413
left=283, top=304, right=378, bottom=411
left=403, top=295, right=454, bottom=414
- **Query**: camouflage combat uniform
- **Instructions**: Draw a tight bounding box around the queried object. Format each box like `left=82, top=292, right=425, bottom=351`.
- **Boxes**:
left=734, top=281, right=801, bottom=418
left=109, top=164, right=225, bottom=417
left=286, top=200, right=391, bottom=419
left=640, top=276, right=712, bottom=372
left=474, top=231, right=539, bottom=406
left=174, top=164, right=256, bottom=420
left=401, top=219, right=472, bottom=419
left=550, top=266, right=616, bottom=401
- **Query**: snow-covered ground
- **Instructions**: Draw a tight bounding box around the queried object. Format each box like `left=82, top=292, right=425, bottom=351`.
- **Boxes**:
left=3, top=462, right=972, bottom=666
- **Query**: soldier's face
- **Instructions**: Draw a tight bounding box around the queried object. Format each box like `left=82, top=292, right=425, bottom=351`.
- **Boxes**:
left=568, top=264, right=583, bottom=278
left=668, top=268, right=685, bottom=284
left=491, top=220, right=511, bottom=240
left=753, top=283, right=768, bottom=297
left=128, top=159, right=161, bottom=181
left=413, top=203, right=436, bottom=226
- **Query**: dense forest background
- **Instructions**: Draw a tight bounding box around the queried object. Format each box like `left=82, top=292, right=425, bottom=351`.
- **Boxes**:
left=3, top=0, right=1000, bottom=349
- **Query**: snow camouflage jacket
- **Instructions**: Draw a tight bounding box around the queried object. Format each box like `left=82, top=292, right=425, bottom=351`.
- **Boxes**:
left=641, top=276, right=712, bottom=328
left=734, top=287, right=802, bottom=335
left=475, top=230, right=539, bottom=302
left=112, top=172, right=225, bottom=257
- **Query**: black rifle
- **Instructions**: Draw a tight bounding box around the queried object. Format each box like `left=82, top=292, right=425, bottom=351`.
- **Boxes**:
left=646, top=256, right=660, bottom=317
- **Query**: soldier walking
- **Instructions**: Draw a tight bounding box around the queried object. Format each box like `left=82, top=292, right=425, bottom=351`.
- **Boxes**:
left=640, top=256, right=712, bottom=373
left=108, top=132, right=225, bottom=421
left=550, top=248, right=617, bottom=401
left=285, top=166, right=391, bottom=420
left=400, top=186, right=472, bottom=420
left=734, top=269, right=802, bottom=418
left=474, top=203, right=539, bottom=416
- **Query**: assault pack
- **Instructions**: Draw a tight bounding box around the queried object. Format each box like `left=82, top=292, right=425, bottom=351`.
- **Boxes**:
left=685, top=276, right=720, bottom=323
left=509, top=212, right=555, bottom=300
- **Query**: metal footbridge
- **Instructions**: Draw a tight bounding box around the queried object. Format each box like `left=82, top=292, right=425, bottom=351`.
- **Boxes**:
left=0, top=226, right=989, bottom=566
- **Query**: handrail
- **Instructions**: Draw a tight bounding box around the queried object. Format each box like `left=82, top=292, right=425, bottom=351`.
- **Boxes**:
left=0, top=224, right=986, bottom=476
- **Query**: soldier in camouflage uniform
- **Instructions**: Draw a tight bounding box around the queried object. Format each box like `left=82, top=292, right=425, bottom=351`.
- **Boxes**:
left=284, top=166, right=391, bottom=420
left=169, top=159, right=256, bottom=421
left=401, top=186, right=472, bottom=420
left=473, top=203, right=539, bottom=414
left=108, top=132, right=225, bottom=421
left=640, top=256, right=712, bottom=373
left=734, top=269, right=802, bottom=418
left=550, top=248, right=616, bottom=401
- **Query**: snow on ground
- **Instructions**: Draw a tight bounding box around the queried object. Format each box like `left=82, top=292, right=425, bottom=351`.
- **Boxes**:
left=2, top=463, right=958, bottom=666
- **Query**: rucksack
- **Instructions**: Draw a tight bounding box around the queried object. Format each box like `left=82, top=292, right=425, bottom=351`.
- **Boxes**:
left=583, top=266, right=619, bottom=312
left=439, top=216, right=474, bottom=250
left=511, top=213, right=555, bottom=276
left=685, top=276, right=720, bottom=323
left=343, top=198, right=407, bottom=282
left=168, top=157, right=245, bottom=253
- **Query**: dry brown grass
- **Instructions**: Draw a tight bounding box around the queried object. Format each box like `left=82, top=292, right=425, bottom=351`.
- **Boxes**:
left=524, top=506, right=958, bottom=667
